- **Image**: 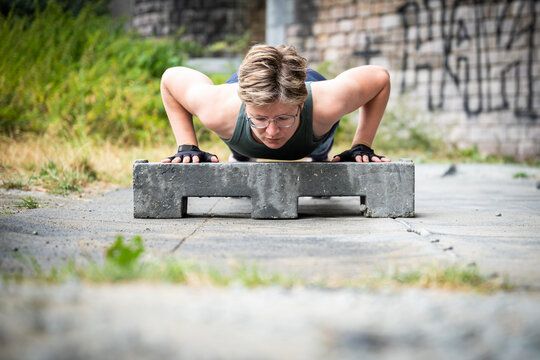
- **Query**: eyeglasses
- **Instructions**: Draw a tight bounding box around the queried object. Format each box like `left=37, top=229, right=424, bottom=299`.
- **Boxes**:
left=246, top=106, right=300, bottom=129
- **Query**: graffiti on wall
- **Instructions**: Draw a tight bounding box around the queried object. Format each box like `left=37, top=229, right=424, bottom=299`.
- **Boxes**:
left=398, top=0, right=537, bottom=119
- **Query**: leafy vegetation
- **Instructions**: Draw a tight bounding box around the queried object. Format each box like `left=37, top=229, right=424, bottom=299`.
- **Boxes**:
left=0, top=2, right=202, bottom=144
left=206, top=32, right=252, bottom=57
left=0, top=0, right=109, bottom=17
left=1, top=177, right=29, bottom=190
left=37, top=159, right=97, bottom=194
left=371, top=264, right=513, bottom=293
left=513, top=172, right=529, bottom=179
left=15, top=196, right=40, bottom=209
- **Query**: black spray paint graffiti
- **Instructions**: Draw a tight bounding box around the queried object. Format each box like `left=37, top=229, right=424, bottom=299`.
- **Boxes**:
left=353, top=36, right=382, bottom=64
left=398, top=0, right=538, bottom=119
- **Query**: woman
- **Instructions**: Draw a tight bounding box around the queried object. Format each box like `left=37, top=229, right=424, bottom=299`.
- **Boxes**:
left=160, top=44, right=391, bottom=163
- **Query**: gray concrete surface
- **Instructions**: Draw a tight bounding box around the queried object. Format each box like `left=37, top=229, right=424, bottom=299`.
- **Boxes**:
left=1, top=163, right=540, bottom=359
left=1, top=284, right=539, bottom=360
left=133, top=161, right=414, bottom=219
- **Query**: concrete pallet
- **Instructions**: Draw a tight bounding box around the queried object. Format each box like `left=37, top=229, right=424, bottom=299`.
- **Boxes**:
left=133, top=160, right=415, bottom=219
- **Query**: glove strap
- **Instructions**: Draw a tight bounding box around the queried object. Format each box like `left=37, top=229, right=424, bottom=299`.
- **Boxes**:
left=351, top=144, right=374, bottom=154
left=178, top=145, right=199, bottom=152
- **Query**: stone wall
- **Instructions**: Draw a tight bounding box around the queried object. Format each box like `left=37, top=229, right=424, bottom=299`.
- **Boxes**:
left=285, top=0, right=539, bottom=160
left=129, top=0, right=264, bottom=45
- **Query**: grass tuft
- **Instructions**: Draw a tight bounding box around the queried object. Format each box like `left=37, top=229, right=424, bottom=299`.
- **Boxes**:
left=15, top=196, right=40, bottom=209
left=513, top=172, right=529, bottom=179
left=37, top=159, right=98, bottom=195
left=365, top=264, right=514, bottom=293
left=1, top=177, right=30, bottom=190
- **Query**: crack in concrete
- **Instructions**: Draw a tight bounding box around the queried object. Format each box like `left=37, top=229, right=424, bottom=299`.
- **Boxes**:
left=395, top=219, right=431, bottom=236
left=394, top=219, right=459, bottom=260
left=171, top=198, right=221, bottom=253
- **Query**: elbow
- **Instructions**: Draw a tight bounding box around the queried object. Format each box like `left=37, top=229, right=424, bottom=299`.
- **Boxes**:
left=161, top=66, right=189, bottom=83
left=161, top=67, right=175, bottom=88
left=374, top=66, right=390, bottom=93
left=375, top=66, right=390, bottom=85
left=357, top=65, right=390, bottom=91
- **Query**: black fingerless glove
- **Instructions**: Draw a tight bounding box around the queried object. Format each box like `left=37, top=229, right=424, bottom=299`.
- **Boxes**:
left=167, top=145, right=217, bottom=162
left=333, top=144, right=385, bottom=162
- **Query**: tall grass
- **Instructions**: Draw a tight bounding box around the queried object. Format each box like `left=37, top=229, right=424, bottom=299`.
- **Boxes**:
left=0, top=2, right=202, bottom=144
left=0, top=3, right=226, bottom=192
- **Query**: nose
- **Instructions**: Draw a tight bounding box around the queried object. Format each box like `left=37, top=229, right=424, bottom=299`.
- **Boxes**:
left=265, top=120, right=280, bottom=136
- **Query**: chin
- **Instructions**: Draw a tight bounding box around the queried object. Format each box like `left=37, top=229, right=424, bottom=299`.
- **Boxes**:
left=264, top=140, right=284, bottom=149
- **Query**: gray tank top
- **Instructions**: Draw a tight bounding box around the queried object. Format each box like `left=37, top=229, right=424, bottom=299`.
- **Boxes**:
left=222, top=82, right=332, bottom=160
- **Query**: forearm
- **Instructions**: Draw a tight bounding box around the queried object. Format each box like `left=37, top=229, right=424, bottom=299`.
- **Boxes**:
left=161, top=80, right=198, bottom=146
left=351, top=78, right=390, bottom=148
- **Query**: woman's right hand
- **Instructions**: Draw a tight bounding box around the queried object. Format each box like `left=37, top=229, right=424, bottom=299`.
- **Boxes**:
left=161, top=145, right=219, bottom=163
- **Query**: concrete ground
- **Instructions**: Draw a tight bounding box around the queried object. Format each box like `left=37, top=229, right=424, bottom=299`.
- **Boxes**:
left=1, top=163, right=539, bottom=359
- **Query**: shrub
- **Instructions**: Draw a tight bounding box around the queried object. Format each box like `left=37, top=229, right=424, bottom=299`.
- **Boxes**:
left=0, top=2, right=202, bottom=144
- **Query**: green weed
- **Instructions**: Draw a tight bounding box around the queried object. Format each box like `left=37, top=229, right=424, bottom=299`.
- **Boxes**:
left=368, top=264, right=514, bottom=293
left=451, top=144, right=514, bottom=164
left=38, top=161, right=79, bottom=194
left=1, top=177, right=29, bottom=190
left=206, top=31, right=252, bottom=57
left=106, top=235, right=144, bottom=267
left=15, top=196, right=40, bottom=209
left=513, top=172, right=529, bottom=179
left=313, top=61, right=340, bottom=79
left=12, top=251, right=43, bottom=276
left=88, top=235, right=146, bottom=282
left=0, top=210, right=13, bottom=215
left=0, top=0, right=109, bottom=17
left=1, top=154, right=100, bottom=194
left=36, top=159, right=98, bottom=194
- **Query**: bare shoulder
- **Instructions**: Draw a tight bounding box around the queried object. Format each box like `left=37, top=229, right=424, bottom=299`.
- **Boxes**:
left=162, top=67, right=240, bottom=138
left=194, top=83, right=241, bottom=139
left=162, top=67, right=221, bottom=115
left=311, top=65, right=390, bottom=123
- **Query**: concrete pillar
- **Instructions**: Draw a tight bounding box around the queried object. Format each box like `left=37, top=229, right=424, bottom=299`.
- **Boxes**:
left=266, top=0, right=295, bottom=45
left=108, top=0, right=134, bottom=18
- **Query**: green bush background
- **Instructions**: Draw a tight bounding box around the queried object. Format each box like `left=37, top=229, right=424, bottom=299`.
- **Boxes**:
left=0, top=2, right=206, bottom=145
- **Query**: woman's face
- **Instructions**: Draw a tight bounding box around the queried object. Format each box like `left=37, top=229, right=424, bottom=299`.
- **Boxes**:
left=245, top=102, right=301, bottom=149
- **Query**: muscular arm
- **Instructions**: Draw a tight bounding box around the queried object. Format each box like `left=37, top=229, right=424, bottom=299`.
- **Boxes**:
left=160, top=67, right=217, bottom=163
left=313, top=65, right=391, bottom=162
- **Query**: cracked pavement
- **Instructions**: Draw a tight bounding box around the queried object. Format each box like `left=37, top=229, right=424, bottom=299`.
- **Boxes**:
left=1, top=163, right=539, bottom=359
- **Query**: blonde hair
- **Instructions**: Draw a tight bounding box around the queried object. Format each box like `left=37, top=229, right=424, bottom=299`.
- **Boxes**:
left=237, top=44, right=308, bottom=106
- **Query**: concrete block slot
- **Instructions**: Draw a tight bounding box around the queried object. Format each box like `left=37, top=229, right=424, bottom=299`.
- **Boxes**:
left=298, top=196, right=366, bottom=217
